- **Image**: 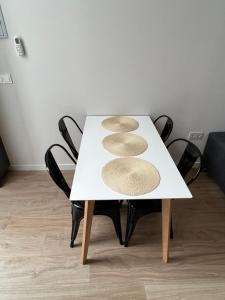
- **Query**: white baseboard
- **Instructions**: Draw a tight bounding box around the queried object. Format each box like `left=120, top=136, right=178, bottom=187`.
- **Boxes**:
left=9, top=164, right=75, bottom=171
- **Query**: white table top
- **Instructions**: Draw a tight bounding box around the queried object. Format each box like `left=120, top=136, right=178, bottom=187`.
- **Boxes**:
left=70, top=116, right=192, bottom=201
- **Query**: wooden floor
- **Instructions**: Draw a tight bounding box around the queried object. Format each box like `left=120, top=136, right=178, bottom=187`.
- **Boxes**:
left=0, top=171, right=225, bottom=299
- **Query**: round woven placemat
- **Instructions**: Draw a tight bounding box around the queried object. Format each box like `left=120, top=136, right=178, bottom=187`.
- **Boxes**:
left=102, top=133, right=148, bottom=156
left=102, top=116, right=139, bottom=132
left=102, top=157, right=160, bottom=196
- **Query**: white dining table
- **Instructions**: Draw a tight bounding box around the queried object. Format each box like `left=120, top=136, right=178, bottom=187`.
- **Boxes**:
left=70, top=115, right=192, bottom=264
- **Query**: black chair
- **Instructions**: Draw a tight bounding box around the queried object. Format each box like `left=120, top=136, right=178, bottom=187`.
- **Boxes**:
left=45, top=144, right=123, bottom=247
left=58, top=115, right=83, bottom=160
left=153, top=115, right=173, bottom=143
left=124, top=138, right=202, bottom=247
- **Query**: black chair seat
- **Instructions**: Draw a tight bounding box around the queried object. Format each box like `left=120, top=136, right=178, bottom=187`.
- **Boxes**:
left=128, top=199, right=161, bottom=211
left=124, top=138, right=202, bottom=247
left=72, top=200, right=120, bottom=209
left=45, top=144, right=123, bottom=248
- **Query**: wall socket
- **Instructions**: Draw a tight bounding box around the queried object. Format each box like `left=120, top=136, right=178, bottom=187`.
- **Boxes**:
left=188, top=131, right=204, bottom=141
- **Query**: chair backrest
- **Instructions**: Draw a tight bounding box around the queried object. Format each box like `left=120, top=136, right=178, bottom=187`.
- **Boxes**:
left=153, top=115, right=173, bottom=143
left=167, top=138, right=202, bottom=185
left=58, top=115, right=83, bottom=160
left=45, top=144, right=76, bottom=198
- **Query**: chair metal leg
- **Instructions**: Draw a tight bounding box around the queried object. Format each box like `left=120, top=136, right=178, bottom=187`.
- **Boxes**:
left=124, top=206, right=139, bottom=247
left=99, top=208, right=123, bottom=245
left=70, top=206, right=83, bottom=248
left=124, top=206, right=132, bottom=247
left=170, top=217, right=173, bottom=239
left=111, top=208, right=123, bottom=245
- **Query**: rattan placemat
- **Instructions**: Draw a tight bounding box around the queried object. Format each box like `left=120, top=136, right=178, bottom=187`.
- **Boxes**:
left=102, top=133, right=148, bottom=156
left=102, top=157, right=160, bottom=196
left=102, top=116, right=139, bottom=132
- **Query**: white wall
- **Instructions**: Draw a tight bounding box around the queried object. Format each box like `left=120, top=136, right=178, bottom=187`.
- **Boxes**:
left=0, top=0, right=225, bottom=170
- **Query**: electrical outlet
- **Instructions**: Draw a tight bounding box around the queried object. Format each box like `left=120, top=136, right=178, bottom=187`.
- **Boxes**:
left=188, top=132, right=204, bottom=141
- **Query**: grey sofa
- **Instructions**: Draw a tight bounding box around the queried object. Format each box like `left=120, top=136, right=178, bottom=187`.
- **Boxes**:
left=203, top=132, right=225, bottom=193
left=0, top=136, right=10, bottom=186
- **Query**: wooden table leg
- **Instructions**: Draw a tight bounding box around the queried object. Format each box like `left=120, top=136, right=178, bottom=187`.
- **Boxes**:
left=81, top=200, right=95, bottom=264
left=162, top=199, right=172, bottom=263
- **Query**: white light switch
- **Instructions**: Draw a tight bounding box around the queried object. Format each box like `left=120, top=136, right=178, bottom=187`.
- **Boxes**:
left=0, top=73, right=13, bottom=84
